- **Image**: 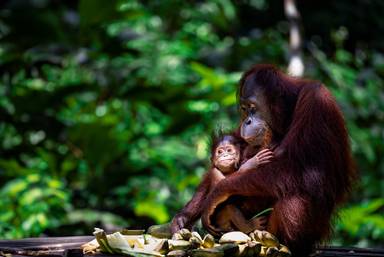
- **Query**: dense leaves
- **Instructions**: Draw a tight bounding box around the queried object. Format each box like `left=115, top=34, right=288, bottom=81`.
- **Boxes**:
left=0, top=0, right=383, bottom=247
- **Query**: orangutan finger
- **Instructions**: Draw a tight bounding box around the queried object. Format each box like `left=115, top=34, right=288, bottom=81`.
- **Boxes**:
left=259, top=153, right=275, bottom=159
left=258, top=148, right=271, bottom=154
left=258, top=151, right=274, bottom=157
left=257, top=151, right=274, bottom=159
left=177, top=219, right=184, bottom=230
left=258, top=154, right=274, bottom=162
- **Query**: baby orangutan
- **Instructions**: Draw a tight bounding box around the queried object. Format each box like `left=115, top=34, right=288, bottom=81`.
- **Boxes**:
left=210, top=134, right=273, bottom=233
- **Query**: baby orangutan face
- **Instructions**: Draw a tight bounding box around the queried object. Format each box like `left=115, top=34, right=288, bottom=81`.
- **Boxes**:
left=213, top=141, right=241, bottom=174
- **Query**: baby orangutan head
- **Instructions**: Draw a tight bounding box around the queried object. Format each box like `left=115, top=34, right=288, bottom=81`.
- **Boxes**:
left=212, top=135, right=242, bottom=174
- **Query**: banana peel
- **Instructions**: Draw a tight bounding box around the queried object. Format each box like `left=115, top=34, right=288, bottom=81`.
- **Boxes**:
left=148, top=223, right=172, bottom=239
left=93, top=228, right=115, bottom=254
left=251, top=230, right=279, bottom=247
left=190, top=248, right=224, bottom=257
left=219, top=232, right=250, bottom=244
left=168, top=240, right=191, bottom=251
left=202, top=234, right=215, bottom=248
left=81, top=238, right=99, bottom=254
left=278, top=244, right=292, bottom=257
left=167, top=250, right=187, bottom=257
left=85, top=227, right=290, bottom=257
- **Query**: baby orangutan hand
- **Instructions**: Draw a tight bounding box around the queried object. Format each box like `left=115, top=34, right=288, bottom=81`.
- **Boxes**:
left=241, top=148, right=274, bottom=171
left=254, top=148, right=274, bottom=165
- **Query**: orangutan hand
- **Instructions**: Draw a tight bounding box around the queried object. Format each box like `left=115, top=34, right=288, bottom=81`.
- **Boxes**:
left=170, top=213, right=189, bottom=234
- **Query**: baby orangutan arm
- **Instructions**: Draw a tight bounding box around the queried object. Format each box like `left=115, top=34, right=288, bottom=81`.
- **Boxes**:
left=210, top=167, right=226, bottom=187
left=171, top=167, right=228, bottom=233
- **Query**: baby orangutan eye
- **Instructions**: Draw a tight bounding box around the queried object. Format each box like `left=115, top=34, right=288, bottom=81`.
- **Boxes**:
left=227, top=148, right=232, bottom=153
left=217, top=149, right=223, bottom=155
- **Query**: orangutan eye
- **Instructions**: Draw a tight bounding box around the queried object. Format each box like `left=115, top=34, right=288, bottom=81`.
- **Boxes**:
left=227, top=148, right=232, bottom=153
left=217, top=149, right=223, bottom=155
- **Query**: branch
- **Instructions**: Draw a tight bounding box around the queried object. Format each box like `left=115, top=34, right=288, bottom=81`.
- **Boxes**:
left=284, top=0, right=304, bottom=77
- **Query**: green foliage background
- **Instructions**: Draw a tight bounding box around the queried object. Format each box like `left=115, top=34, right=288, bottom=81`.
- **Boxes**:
left=0, top=0, right=383, bottom=247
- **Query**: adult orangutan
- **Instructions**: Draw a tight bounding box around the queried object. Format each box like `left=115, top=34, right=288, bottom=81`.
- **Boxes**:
left=171, top=64, right=356, bottom=257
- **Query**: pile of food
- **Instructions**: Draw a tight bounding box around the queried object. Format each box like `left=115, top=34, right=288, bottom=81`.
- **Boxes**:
left=81, top=226, right=291, bottom=257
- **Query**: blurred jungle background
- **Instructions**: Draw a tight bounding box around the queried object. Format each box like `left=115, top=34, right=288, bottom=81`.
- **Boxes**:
left=0, top=0, right=383, bottom=248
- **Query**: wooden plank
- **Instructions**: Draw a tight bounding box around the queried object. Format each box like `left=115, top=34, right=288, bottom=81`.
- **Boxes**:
left=0, top=248, right=65, bottom=256
left=313, top=247, right=384, bottom=257
left=313, top=252, right=379, bottom=256
left=0, top=236, right=93, bottom=249
left=0, top=236, right=93, bottom=257
left=319, top=246, right=384, bottom=253
left=0, top=236, right=383, bottom=257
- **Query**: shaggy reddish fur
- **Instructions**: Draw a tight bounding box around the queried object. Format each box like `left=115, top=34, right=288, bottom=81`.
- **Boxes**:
left=173, top=64, right=356, bottom=257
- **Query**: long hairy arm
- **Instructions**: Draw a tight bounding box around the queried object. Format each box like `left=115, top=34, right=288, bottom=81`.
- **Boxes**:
left=171, top=171, right=212, bottom=233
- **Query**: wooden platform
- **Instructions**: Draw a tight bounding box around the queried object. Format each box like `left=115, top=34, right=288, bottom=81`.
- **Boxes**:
left=0, top=236, right=382, bottom=257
